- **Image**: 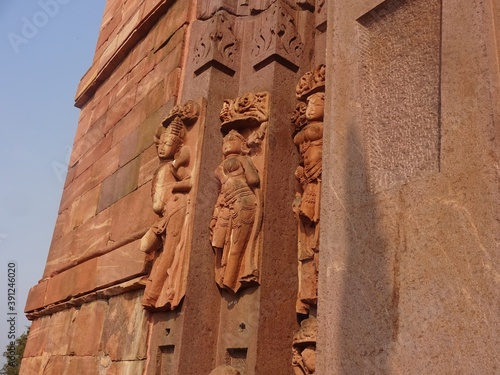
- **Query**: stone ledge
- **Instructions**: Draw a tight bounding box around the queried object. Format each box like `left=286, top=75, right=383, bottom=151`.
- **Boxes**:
left=25, top=238, right=149, bottom=316
left=25, top=277, right=146, bottom=320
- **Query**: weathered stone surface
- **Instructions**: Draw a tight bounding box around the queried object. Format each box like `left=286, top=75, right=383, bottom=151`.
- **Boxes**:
left=106, top=360, right=146, bottom=375
left=97, top=157, right=140, bottom=212
left=70, top=207, right=112, bottom=261
left=44, top=308, right=77, bottom=356
left=70, top=184, right=100, bottom=229
left=22, top=316, right=49, bottom=357
left=19, top=356, right=45, bottom=375
left=318, top=0, right=500, bottom=373
left=67, top=300, right=107, bottom=356
left=43, top=231, right=74, bottom=277
left=101, top=290, right=148, bottom=361
left=25, top=279, right=48, bottom=313
left=109, top=181, right=156, bottom=242
left=45, top=260, right=98, bottom=306
left=96, top=240, right=148, bottom=288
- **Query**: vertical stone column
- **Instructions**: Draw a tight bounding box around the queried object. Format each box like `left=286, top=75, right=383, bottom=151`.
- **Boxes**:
left=164, top=1, right=317, bottom=374
left=319, top=0, right=500, bottom=373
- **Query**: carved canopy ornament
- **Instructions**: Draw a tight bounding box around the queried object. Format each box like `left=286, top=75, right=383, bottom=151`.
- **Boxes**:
left=220, top=92, right=270, bottom=132
left=295, top=64, right=325, bottom=101
left=163, top=100, right=201, bottom=128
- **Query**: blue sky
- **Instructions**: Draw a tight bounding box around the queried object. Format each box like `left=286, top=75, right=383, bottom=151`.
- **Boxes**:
left=0, top=0, right=106, bottom=357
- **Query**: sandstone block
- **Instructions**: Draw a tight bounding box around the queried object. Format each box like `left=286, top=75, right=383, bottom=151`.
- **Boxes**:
left=69, top=115, right=107, bottom=168
left=45, top=259, right=98, bottom=306
left=97, top=157, right=140, bottom=212
left=65, top=356, right=99, bottom=375
left=59, top=167, right=98, bottom=214
left=109, top=181, right=156, bottom=242
left=19, top=356, right=45, bottom=375
left=70, top=184, right=101, bottom=229
left=101, top=290, right=148, bottom=360
left=25, top=279, right=48, bottom=313
left=67, top=300, right=108, bottom=356
left=106, top=360, right=146, bottom=375
left=44, top=308, right=77, bottom=355
left=22, top=316, right=49, bottom=357
left=43, top=231, right=75, bottom=278
left=73, top=130, right=112, bottom=180
left=105, top=87, right=137, bottom=136
left=51, top=208, right=72, bottom=243
left=70, top=208, right=112, bottom=261
left=91, top=144, right=120, bottom=187
left=96, top=240, right=148, bottom=289
left=138, top=144, right=157, bottom=187
left=153, top=0, right=189, bottom=51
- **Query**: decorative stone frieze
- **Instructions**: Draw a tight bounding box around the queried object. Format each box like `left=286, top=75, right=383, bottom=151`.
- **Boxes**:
left=251, top=1, right=303, bottom=71
left=193, top=11, right=239, bottom=76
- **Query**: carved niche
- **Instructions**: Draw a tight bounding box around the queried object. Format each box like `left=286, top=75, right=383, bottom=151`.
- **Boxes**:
left=210, top=92, right=270, bottom=293
left=141, top=101, right=201, bottom=311
left=292, top=64, right=324, bottom=316
left=193, top=11, right=239, bottom=76
left=251, top=1, right=303, bottom=71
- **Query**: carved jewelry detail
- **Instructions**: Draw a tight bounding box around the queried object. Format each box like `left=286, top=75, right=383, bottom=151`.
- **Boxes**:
left=210, top=92, right=270, bottom=293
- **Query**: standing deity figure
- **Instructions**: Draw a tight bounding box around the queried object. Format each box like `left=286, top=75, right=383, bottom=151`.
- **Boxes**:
left=292, top=65, right=325, bottom=315
left=210, top=92, right=269, bottom=293
left=141, top=101, right=199, bottom=310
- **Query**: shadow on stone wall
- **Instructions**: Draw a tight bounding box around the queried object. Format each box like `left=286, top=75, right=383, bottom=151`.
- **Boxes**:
left=338, top=125, right=396, bottom=374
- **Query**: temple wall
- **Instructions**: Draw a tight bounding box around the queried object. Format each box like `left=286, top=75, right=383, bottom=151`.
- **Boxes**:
left=21, top=0, right=500, bottom=374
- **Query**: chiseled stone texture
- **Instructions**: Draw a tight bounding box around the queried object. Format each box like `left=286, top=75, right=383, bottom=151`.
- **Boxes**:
left=319, top=0, right=500, bottom=373
left=21, top=291, right=147, bottom=375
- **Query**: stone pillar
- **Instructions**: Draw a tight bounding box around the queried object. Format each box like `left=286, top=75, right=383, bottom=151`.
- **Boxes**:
left=319, top=0, right=500, bottom=373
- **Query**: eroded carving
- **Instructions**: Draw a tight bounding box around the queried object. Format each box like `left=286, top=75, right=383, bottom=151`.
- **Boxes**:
left=141, top=101, right=200, bottom=311
left=210, top=92, right=270, bottom=293
left=292, top=65, right=325, bottom=315
left=251, top=1, right=303, bottom=70
left=292, top=317, right=317, bottom=374
left=193, top=11, right=239, bottom=75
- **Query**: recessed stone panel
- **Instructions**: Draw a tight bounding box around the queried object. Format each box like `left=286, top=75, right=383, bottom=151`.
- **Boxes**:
left=358, top=0, right=442, bottom=192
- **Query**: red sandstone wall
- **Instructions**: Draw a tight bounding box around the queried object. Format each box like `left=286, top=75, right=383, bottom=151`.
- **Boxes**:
left=22, top=1, right=193, bottom=372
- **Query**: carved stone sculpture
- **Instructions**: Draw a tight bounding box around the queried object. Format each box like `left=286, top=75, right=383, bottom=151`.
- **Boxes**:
left=292, top=65, right=325, bottom=315
left=141, top=101, right=200, bottom=310
left=292, top=316, right=317, bottom=375
left=210, top=92, right=270, bottom=293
